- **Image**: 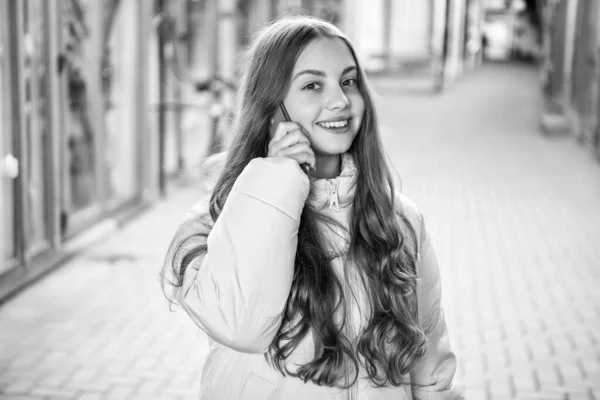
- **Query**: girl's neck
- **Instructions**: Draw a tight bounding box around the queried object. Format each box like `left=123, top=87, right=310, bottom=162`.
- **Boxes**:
left=313, top=154, right=342, bottom=180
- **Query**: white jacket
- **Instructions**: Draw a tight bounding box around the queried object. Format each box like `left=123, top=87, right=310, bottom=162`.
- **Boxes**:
left=176, top=154, right=463, bottom=399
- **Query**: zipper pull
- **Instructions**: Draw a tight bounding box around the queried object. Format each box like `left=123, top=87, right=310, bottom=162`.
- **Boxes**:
left=328, top=180, right=339, bottom=209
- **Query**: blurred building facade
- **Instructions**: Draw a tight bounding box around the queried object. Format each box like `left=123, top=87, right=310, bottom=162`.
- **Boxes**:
left=0, top=0, right=166, bottom=298
left=342, top=0, right=484, bottom=90
left=539, top=0, right=600, bottom=159
left=480, top=0, right=541, bottom=62
left=0, top=0, right=482, bottom=299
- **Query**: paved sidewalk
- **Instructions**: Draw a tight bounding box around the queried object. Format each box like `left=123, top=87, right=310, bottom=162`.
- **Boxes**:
left=374, top=63, right=600, bottom=399
left=0, top=178, right=210, bottom=400
left=0, top=63, right=599, bottom=399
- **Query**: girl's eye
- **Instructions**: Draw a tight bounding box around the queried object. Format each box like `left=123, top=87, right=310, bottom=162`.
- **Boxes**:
left=302, top=82, right=322, bottom=91
left=342, top=77, right=358, bottom=87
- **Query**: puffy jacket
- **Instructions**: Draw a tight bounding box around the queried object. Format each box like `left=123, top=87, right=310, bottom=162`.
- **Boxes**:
left=175, top=154, right=464, bottom=400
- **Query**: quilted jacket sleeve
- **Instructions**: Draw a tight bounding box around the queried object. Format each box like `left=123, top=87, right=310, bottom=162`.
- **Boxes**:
left=397, top=194, right=464, bottom=400
left=175, top=157, right=310, bottom=353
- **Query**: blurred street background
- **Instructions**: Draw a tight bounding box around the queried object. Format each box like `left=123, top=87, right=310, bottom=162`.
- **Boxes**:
left=1, top=0, right=600, bottom=399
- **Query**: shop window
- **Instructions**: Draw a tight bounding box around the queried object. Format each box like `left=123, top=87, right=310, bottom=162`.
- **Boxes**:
left=22, top=0, right=51, bottom=255
left=1, top=58, right=16, bottom=267
left=102, top=0, right=140, bottom=206
left=60, top=0, right=99, bottom=224
left=1, top=175, right=16, bottom=267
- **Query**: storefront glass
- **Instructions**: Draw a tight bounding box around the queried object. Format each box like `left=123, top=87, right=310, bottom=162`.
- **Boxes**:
left=61, top=0, right=99, bottom=217
left=1, top=11, right=17, bottom=269
left=163, top=0, right=211, bottom=176
left=22, top=0, right=51, bottom=254
left=182, top=0, right=212, bottom=169
left=0, top=153, right=15, bottom=270
left=103, top=0, right=139, bottom=206
left=147, top=1, right=160, bottom=191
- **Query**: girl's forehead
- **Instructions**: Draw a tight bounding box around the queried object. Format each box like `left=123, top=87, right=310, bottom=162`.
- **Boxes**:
left=292, top=38, right=356, bottom=73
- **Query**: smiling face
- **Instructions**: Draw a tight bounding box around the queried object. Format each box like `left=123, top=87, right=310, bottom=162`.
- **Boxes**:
left=282, top=38, right=365, bottom=163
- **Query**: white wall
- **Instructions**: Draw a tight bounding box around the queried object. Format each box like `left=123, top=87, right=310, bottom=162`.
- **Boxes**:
left=562, top=0, right=579, bottom=101
left=218, top=0, right=238, bottom=84
left=104, top=0, right=139, bottom=204
left=445, top=0, right=467, bottom=82
left=140, top=0, right=159, bottom=199
left=432, top=0, right=449, bottom=57
left=390, top=0, right=431, bottom=55
left=341, top=0, right=386, bottom=71
left=342, top=0, right=450, bottom=70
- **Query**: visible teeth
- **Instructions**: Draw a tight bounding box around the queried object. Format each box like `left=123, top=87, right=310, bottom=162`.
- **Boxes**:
left=319, top=119, right=349, bottom=129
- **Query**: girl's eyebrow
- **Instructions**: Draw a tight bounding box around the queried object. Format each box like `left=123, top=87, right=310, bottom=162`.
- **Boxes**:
left=292, top=66, right=357, bottom=81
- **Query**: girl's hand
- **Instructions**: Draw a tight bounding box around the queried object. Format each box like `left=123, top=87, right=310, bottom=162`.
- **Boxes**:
left=267, top=122, right=315, bottom=171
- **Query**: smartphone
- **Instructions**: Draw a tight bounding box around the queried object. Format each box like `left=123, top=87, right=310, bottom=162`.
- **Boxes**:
left=269, top=104, right=287, bottom=138
left=271, top=103, right=313, bottom=176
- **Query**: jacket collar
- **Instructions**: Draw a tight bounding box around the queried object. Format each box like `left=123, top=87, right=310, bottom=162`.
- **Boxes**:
left=308, top=153, right=357, bottom=211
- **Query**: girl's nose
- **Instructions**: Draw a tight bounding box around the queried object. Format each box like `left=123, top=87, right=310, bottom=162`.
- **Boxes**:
left=326, top=86, right=350, bottom=111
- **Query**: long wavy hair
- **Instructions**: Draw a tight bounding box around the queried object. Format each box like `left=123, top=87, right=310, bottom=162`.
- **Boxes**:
left=162, top=15, right=427, bottom=388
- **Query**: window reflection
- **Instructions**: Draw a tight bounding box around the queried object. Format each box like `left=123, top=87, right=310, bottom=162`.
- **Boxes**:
left=61, top=0, right=97, bottom=217
left=25, top=0, right=50, bottom=252
left=103, top=0, right=138, bottom=205
left=1, top=64, right=15, bottom=264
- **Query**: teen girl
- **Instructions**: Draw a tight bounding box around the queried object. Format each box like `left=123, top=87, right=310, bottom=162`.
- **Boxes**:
left=162, top=15, right=464, bottom=400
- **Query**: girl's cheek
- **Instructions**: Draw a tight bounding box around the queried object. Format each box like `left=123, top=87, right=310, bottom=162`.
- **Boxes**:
left=349, top=93, right=365, bottom=107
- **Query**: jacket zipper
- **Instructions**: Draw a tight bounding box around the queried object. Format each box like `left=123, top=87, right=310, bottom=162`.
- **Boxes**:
left=349, top=379, right=358, bottom=400
left=327, top=179, right=340, bottom=209
left=328, top=178, right=357, bottom=399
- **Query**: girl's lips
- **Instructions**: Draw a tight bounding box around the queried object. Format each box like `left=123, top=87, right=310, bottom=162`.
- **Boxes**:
left=317, top=118, right=352, bottom=129
left=316, top=118, right=352, bottom=133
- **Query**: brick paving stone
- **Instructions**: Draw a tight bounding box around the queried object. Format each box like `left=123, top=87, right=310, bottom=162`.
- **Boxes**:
left=2, top=379, right=39, bottom=395
left=463, top=386, right=489, bottom=400
left=37, top=372, right=72, bottom=389
left=76, top=394, right=105, bottom=400
left=136, top=378, right=167, bottom=394
left=513, top=373, right=538, bottom=396
left=1, top=63, right=599, bottom=400
left=160, top=387, right=201, bottom=398
left=29, top=386, right=79, bottom=398
left=64, top=379, right=109, bottom=393
left=102, top=362, right=130, bottom=377
left=488, top=378, right=514, bottom=399
left=104, top=385, right=139, bottom=399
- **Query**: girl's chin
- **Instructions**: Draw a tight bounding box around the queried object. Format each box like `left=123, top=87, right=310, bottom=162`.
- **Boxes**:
left=312, top=135, right=357, bottom=156
left=313, top=144, right=353, bottom=157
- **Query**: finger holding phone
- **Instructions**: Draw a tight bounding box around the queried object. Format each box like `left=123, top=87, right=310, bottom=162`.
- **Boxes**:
left=267, top=105, right=315, bottom=174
